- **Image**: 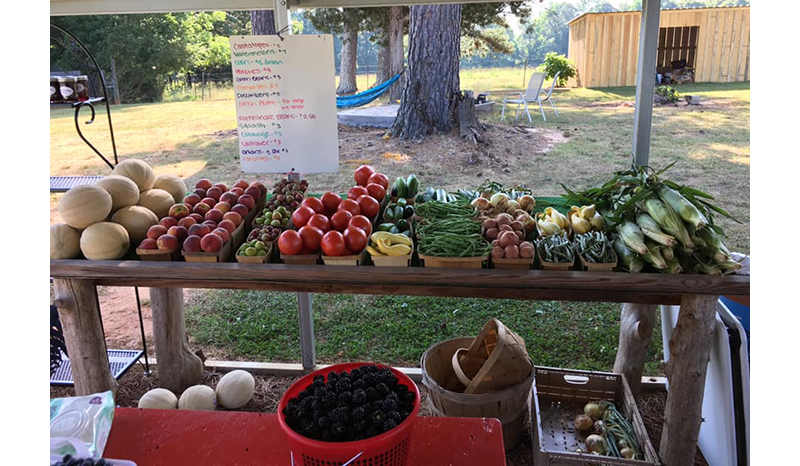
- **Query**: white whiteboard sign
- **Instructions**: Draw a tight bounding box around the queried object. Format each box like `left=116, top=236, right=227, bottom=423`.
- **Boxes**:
left=230, top=35, right=339, bottom=173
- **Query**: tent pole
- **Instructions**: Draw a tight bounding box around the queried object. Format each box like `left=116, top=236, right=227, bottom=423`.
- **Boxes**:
left=273, top=0, right=290, bottom=32
left=632, top=0, right=661, bottom=167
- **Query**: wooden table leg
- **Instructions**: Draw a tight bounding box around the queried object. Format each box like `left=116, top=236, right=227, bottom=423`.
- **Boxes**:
left=53, top=279, right=118, bottom=396
left=150, top=287, right=202, bottom=393
left=659, top=294, right=718, bottom=465
left=613, top=302, right=657, bottom=397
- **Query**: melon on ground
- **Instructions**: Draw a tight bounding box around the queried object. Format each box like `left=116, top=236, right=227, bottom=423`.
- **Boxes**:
left=112, top=159, right=155, bottom=192
left=178, top=385, right=217, bottom=411
left=153, top=174, right=188, bottom=204
left=80, top=222, right=130, bottom=260
left=50, top=223, right=82, bottom=259
left=57, top=185, right=113, bottom=229
left=95, top=175, right=140, bottom=212
left=138, top=189, right=174, bottom=219
left=215, top=370, right=255, bottom=409
left=138, top=388, right=178, bottom=409
left=111, top=205, right=158, bottom=245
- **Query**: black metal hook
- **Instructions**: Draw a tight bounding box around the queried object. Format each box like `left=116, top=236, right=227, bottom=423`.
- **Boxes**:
left=276, top=25, right=290, bottom=41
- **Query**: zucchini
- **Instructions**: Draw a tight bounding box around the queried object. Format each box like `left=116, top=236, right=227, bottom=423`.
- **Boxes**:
left=389, top=225, right=400, bottom=234
left=436, top=189, right=447, bottom=202
left=378, top=222, right=395, bottom=232
left=397, top=198, right=408, bottom=208
left=396, top=219, right=409, bottom=231
left=406, top=175, right=419, bottom=198
left=384, top=205, right=395, bottom=220
left=422, top=187, right=435, bottom=203
left=395, top=177, right=407, bottom=198
left=403, top=205, right=414, bottom=219
left=394, top=206, right=404, bottom=220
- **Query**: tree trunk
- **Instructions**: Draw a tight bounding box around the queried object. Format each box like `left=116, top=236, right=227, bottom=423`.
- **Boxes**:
left=250, top=10, right=276, bottom=35
left=659, top=294, right=718, bottom=465
left=150, top=287, right=203, bottom=394
left=387, top=6, right=406, bottom=102
left=613, top=303, right=657, bottom=397
left=456, top=91, right=484, bottom=144
left=376, top=41, right=391, bottom=86
left=53, top=279, right=118, bottom=396
left=337, top=28, right=359, bottom=95
left=391, top=4, right=461, bottom=140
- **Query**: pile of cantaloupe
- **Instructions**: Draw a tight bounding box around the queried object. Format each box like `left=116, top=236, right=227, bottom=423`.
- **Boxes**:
left=50, top=159, right=188, bottom=260
left=137, top=370, right=256, bottom=411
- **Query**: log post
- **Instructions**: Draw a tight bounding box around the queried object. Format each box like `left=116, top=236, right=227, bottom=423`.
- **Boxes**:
left=150, top=287, right=202, bottom=393
left=53, top=279, right=117, bottom=396
left=613, top=303, right=657, bottom=397
left=659, top=294, right=718, bottom=465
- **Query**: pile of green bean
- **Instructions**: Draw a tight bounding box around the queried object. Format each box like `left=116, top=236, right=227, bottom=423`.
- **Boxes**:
left=597, top=401, right=643, bottom=460
left=416, top=217, right=482, bottom=236
left=418, top=233, right=492, bottom=257
left=575, top=232, right=616, bottom=263
left=417, top=202, right=490, bottom=257
left=415, top=200, right=475, bottom=220
left=535, top=233, right=575, bottom=264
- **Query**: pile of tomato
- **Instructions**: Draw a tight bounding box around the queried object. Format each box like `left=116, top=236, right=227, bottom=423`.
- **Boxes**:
left=277, top=165, right=387, bottom=257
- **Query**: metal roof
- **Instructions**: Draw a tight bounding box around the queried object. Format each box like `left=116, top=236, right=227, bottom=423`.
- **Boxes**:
left=567, top=5, right=749, bottom=25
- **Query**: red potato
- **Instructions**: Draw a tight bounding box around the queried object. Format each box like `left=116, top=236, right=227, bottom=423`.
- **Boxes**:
left=491, top=246, right=505, bottom=259
left=510, top=221, right=524, bottom=232
left=499, top=224, right=513, bottom=232
left=504, top=244, right=520, bottom=259
left=498, top=230, right=519, bottom=248
left=519, top=245, right=534, bottom=259
left=485, top=228, right=499, bottom=241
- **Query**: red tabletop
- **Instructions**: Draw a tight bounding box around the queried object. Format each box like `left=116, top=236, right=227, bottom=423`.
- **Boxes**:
left=104, top=408, right=506, bottom=465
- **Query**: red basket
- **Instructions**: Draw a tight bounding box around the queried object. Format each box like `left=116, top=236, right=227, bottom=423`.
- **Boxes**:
left=278, top=362, right=420, bottom=466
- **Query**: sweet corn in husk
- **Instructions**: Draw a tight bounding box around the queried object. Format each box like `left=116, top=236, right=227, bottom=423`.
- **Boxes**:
left=642, top=198, right=695, bottom=249
left=636, top=213, right=677, bottom=246
left=658, top=186, right=708, bottom=229
left=613, top=237, right=645, bottom=273
left=641, top=239, right=667, bottom=269
left=618, top=222, right=649, bottom=255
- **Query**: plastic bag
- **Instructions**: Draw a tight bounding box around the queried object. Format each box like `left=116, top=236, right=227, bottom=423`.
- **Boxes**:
left=50, top=390, right=114, bottom=459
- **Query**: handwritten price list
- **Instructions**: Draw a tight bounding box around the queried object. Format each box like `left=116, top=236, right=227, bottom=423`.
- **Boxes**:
left=230, top=35, right=338, bottom=173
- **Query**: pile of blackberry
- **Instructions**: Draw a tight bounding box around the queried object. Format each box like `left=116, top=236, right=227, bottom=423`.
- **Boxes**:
left=53, top=455, right=111, bottom=466
left=283, top=364, right=417, bottom=442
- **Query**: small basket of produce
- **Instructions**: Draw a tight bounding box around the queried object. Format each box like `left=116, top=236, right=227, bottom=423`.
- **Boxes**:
left=278, top=363, right=420, bottom=466
left=568, top=204, right=605, bottom=235
left=390, top=174, right=419, bottom=204
left=530, top=366, right=660, bottom=465
left=460, top=180, right=537, bottom=219
left=135, top=224, right=182, bottom=261
left=535, top=233, right=576, bottom=270
left=235, top=239, right=274, bottom=263
left=484, top=213, right=535, bottom=269
left=278, top=230, right=321, bottom=264
left=536, top=207, right=572, bottom=239
left=416, top=200, right=491, bottom=268
left=367, top=232, right=414, bottom=267
left=181, top=225, right=233, bottom=263
left=574, top=231, right=617, bottom=272
left=381, top=197, right=415, bottom=224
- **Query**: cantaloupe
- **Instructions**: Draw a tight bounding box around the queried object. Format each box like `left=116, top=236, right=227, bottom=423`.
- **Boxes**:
left=178, top=385, right=217, bottom=411
left=80, top=222, right=130, bottom=260
left=138, top=189, right=174, bottom=219
left=50, top=223, right=82, bottom=259
left=138, top=388, right=178, bottom=409
left=95, top=175, right=140, bottom=212
left=58, top=185, right=113, bottom=229
left=112, top=159, right=155, bottom=192
left=111, top=205, right=158, bottom=244
left=215, top=370, right=255, bottom=409
left=153, top=174, right=188, bottom=204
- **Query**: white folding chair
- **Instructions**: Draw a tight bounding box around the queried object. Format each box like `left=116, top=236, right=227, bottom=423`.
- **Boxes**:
left=540, top=71, right=561, bottom=118
left=501, top=72, right=546, bottom=123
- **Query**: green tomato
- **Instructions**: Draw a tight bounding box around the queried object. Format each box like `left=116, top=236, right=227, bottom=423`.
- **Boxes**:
left=270, top=220, right=281, bottom=227
left=256, top=249, right=267, bottom=256
left=245, top=247, right=257, bottom=256
left=272, top=212, right=282, bottom=221
left=255, top=217, right=264, bottom=225
left=255, top=241, right=266, bottom=250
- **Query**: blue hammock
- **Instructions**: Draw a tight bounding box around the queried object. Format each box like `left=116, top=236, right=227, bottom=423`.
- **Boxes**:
left=336, top=72, right=402, bottom=109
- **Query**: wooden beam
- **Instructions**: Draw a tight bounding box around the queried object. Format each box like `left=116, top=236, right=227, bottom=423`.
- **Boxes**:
left=50, top=260, right=750, bottom=305
left=150, top=287, right=203, bottom=393
left=632, top=0, right=661, bottom=166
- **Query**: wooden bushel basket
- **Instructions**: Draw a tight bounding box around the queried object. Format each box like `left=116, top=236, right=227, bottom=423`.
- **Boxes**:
left=451, top=318, right=533, bottom=394
left=421, top=337, right=533, bottom=450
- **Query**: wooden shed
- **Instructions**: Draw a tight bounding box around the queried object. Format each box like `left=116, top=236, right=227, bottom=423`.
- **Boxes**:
left=567, top=6, right=749, bottom=88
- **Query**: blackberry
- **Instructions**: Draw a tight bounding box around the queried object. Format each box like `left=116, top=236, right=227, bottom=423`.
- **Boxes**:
left=402, top=402, right=415, bottom=413
left=313, top=375, right=325, bottom=384
left=338, top=391, right=353, bottom=405
left=352, top=388, right=367, bottom=405
left=323, top=393, right=338, bottom=408
left=337, top=401, right=349, bottom=409
left=294, top=406, right=308, bottom=420
left=397, top=384, right=409, bottom=394
left=361, top=373, right=377, bottom=387
left=301, top=418, right=318, bottom=435
left=354, top=419, right=368, bottom=433
left=331, top=421, right=347, bottom=439
left=314, top=386, right=326, bottom=397
left=383, top=398, right=398, bottom=412
left=382, top=419, right=398, bottom=432
left=402, top=390, right=416, bottom=403
left=352, top=406, right=366, bottom=421
left=376, top=382, right=389, bottom=396
left=322, top=429, right=334, bottom=441
left=387, top=410, right=402, bottom=423
left=330, top=407, right=349, bottom=423
left=335, top=379, right=352, bottom=393
left=352, top=378, right=366, bottom=390
left=372, top=399, right=385, bottom=412
left=362, top=402, right=374, bottom=416
left=365, top=386, right=379, bottom=401
left=371, top=409, right=386, bottom=426
left=317, top=416, right=331, bottom=430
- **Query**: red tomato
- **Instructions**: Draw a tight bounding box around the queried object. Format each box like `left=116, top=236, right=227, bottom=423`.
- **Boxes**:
left=321, top=230, right=347, bottom=256
left=338, top=199, right=361, bottom=217
left=366, top=183, right=386, bottom=202
left=367, top=172, right=390, bottom=190
left=343, top=226, right=368, bottom=253
left=321, top=192, right=342, bottom=215
left=348, top=185, right=369, bottom=200
left=349, top=215, right=373, bottom=237
left=330, top=210, right=353, bottom=232
left=291, top=206, right=316, bottom=229
left=301, top=197, right=325, bottom=214
left=298, top=226, right=323, bottom=253
left=278, top=230, right=303, bottom=255
left=354, top=165, right=376, bottom=187
left=357, top=195, right=380, bottom=219
left=307, top=214, right=330, bottom=233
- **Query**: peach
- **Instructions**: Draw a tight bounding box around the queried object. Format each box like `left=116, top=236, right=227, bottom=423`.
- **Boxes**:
left=206, top=187, right=223, bottom=201
left=238, top=194, right=255, bottom=210
left=188, top=224, right=211, bottom=237
left=157, top=234, right=179, bottom=250
left=160, top=216, right=178, bottom=229
left=201, top=233, right=223, bottom=252
left=193, top=188, right=207, bottom=198
left=139, top=238, right=158, bottom=250
left=203, top=220, right=218, bottom=230
left=201, top=197, right=217, bottom=208
left=234, top=179, right=249, bottom=189
left=205, top=209, right=224, bottom=223
left=214, top=183, right=228, bottom=193
left=189, top=213, right=204, bottom=224
left=215, top=201, right=231, bottom=214
left=230, top=187, right=245, bottom=197
left=192, top=202, right=211, bottom=216
left=147, top=225, right=168, bottom=240
left=169, top=204, right=190, bottom=219
left=183, top=194, right=201, bottom=207
left=244, top=186, right=261, bottom=201
left=167, top=225, right=189, bottom=242
left=218, top=219, right=237, bottom=234
left=195, top=178, right=213, bottom=190
left=220, top=191, right=239, bottom=206
left=178, top=217, right=197, bottom=229
left=222, top=211, right=243, bottom=227
left=232, top=204, right=249, bottom=218
left=183, top=235, right=202, bottom=252
left=251, top=181, right=267, bottom=196
left=212, top=227, right=230, bottom=243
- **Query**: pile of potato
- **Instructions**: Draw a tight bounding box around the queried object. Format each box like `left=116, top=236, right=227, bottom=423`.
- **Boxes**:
left=483, top=213, right=534, bottom=260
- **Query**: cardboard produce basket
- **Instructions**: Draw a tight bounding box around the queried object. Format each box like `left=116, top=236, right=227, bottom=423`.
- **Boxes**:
left=136, top=246, right=181, bottom=262
left=235, top=242, right=274, bottom=264
left=322, top=248, right=367, bottom=266
left=182, top=237, right=233, bottom=263
left=419, top=253, right=489, bottom=269
left=280, top=251, right=320, bottom=265
left=530, top=366, right=660, bottom=465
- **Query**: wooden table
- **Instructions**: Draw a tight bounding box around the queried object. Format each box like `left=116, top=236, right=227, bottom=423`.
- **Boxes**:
left=50, top=260, right=750, bottom=465
left=103, top=408, right=507, bottom=465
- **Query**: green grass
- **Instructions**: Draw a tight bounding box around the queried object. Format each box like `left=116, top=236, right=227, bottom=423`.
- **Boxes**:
left=186, top=291, right=664, bottom=374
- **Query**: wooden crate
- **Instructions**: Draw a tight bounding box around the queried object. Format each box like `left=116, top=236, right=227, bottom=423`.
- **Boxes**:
left=280, top=251, right=320, bottom=265
left=419, top=254, right=488, bottom=269
left=182, top=237, right=233, bottom=263
left=322, top=249, right=367, bottom=266
left=530, top=366, right=660, bottom=465
left=235, top=243, right=274, bottom=264
left=136, top=247, right=181, bottom=262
